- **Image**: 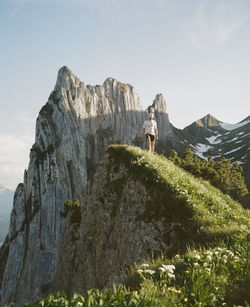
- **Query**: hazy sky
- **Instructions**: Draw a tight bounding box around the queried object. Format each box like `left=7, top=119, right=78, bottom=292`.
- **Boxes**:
left=0, top=0, right=250, bottom=189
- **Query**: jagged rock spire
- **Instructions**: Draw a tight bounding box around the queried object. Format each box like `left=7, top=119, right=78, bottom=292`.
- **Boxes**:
left=0, top=66, right=173, bottom=306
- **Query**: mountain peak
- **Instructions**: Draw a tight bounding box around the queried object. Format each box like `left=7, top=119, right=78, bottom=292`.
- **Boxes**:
left=148, top=93, right=167, bottom=113
left=55, top=66, right=81, bottom=90
left=196, top=114, right=224, bottom=128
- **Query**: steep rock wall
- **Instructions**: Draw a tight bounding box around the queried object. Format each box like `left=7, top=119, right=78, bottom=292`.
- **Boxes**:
left=55, top=152, right=176, bottom=296
left=0, top=66, right=172, bottom=306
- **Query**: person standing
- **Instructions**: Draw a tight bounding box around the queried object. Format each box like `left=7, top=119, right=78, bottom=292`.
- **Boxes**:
left=142, top=113, right=158, bottom=152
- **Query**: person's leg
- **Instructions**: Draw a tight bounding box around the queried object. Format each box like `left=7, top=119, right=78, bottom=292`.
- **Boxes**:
left=150, top=134, right=155, bottom=152
left=146, top=134, right=151, bottom=151
left=151, top=141, right=155, bottom=152
left=147, top=139, right=151, bottom=151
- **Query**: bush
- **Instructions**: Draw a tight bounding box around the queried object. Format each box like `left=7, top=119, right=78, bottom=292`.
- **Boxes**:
left=169, top=149, right=248, bottom=198
left=61, top=199, right=81, bottom=228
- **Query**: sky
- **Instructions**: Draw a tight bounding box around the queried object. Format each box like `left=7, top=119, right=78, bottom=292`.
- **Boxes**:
left=0, top=0, right=250, bottom=190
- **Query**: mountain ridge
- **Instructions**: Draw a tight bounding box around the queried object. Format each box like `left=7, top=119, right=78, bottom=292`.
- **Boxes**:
left=0, top=66, right=249, bottom=305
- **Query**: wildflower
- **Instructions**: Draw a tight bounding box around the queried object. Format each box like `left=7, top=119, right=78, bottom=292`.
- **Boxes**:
left=206, top=268, right=211, bottom=273
left=141, top=263, right=149, bottom=267
left=168, top=273, right=175, bottom=278
left=215, top=287, right=219, bottom=291
left=207, top=255, right=212, bottom=261
left=194, top=262, right=199, bottom=266
left=144, top=269, right=155, bottom=275
left=162, top=264, right=175, bottom=273
left=175, top=254, right=180, bottom=259
left=195, top=255, right=201, bottom=260
left=137, top=269, right=143, bottom=273
left=184, top=298, right=188, bottom=302
left=185, top=270, right=189, bottom=273
left=177, top=290, right=181, bottom=293
left=159, top=267, right=166, bottom=272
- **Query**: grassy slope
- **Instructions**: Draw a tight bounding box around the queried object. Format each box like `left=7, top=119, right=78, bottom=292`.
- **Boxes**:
left=26, top=145, right=250, bottom=307
left=108, top=145, right=249, bottom=248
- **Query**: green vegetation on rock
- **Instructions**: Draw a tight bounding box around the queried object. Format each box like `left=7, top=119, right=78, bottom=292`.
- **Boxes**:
left=61, top=199, right=81, bottom=229
left=27, top=145, right=250, bottom=307
left=168, top=148, right=248, bottom=199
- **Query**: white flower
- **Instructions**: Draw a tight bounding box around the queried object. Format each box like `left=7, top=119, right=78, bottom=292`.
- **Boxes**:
left=144, top=269, right=155, bottom=275
left=175, top=254, right=180, bottom=259
left=168, top=273, right=175, bottom=278
left=159, top=267, right=166, bottom=272
left=141, top=263, right=149, bottom=267
left=207, top=255, right=212, bottom=261
left=162, top=264, right=175, bottom=273
left=206, top=268, right=211, bottom=272
left=137, top=269, right=143, bottom=273
left=195, top=255, right=201, bottom=260
left=223, top=259, right=227, bottom=263
left=194, top=262, right=199, bottom=266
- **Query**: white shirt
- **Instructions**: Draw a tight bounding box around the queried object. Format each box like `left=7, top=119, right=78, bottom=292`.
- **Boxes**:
left=143, top=120, right=157, bottom=135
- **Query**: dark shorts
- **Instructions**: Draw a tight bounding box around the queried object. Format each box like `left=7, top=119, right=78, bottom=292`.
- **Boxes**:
left=146, top=133, right=155, bottom=142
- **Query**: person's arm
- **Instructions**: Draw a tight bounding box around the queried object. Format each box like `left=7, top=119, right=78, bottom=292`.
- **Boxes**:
left=142, top=127, right=145, bottom=142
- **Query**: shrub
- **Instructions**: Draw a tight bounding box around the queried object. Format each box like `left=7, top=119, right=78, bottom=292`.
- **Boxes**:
left=169, top=149, right=248, bottom=198
left=61, top=199, right=81, bottom=228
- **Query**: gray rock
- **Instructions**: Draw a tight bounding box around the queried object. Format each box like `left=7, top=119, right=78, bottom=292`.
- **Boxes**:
left=55, top=157, right=175, bottom=296
left=0, top=66, right=173, bottom=306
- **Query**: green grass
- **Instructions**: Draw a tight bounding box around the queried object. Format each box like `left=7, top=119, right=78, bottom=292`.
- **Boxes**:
left=26, top=145, right=250, bottom=307
left=107, top=145, right=250, bottom=252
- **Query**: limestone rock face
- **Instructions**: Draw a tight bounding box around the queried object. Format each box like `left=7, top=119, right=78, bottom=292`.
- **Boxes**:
left=55, top=155, right=175, bottom=295
left=150, top=94, right=172, bottom=139
left=0, top=66, right=173, bottom=306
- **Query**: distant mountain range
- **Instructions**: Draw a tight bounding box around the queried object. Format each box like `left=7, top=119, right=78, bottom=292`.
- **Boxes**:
left=0, top=184, right=14, bottom=243
left=182, top=114, right=250, bottom=207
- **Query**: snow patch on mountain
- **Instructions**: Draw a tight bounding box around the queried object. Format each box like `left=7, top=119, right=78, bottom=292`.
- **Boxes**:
left=224, top=145, right=245, bottom=156
left=195, top=143, right=212, bottom=160
left=206, top=135, right=222, bottom=144
left=220, top=118, right=250, bottom=131
left=240, top=133, right=250, bottom=138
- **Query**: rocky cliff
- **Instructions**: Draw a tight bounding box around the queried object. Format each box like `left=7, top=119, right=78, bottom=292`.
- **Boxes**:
left=0, top=66, right=173, bottom=306
left=54, top=148, right=174, bottom=296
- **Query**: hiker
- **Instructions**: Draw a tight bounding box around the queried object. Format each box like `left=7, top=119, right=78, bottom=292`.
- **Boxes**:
left=142, top=112, right=158, bottom=152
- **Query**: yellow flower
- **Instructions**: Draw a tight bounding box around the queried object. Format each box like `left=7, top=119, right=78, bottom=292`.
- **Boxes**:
left=177, top=290, right=181, bottom=293
left=184, top=298, right=188, bottom=303
left=215, top=287, right=219, bottom=291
